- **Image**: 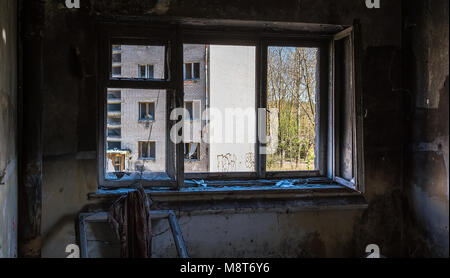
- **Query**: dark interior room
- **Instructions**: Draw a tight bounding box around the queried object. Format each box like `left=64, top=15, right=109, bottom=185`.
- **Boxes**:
left=0, top=0, right=448, bottom=260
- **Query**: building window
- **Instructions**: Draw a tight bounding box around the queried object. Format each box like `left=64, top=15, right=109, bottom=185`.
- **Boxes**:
left=139, top=141, right=156, bottom=160
left=184, top=62, right=200, bottom=80
left=107, top=90, right=121, bottom=100
left=112, top=65, right=121, bottom=77
left=107, top=103, right=121, bottom=113
left=184, top=100, right=200, bottom=121
left=112, top=53, right=121, bottom=63
left=139, top=102, right=155, bottom=121
left=184, top=143, right=200, bottom=160
left=107, top=116, right=121, bottom=126
left=107, top=141, right=121, bottom=150
left=138, top=64, right=154, bottom=79
left=100, top=24, right=363, bottom=192
left=108, top=153, right=125, bottom=172
left=107, top=128, right=121, bottom=138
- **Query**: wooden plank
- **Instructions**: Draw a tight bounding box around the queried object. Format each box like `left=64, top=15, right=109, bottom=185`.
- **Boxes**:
left=78, top=215, right=88, bottom=258
left=333, top=26, right=353, bottom=41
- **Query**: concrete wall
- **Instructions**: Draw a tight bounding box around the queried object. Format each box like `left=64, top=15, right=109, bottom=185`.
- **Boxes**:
left=39, top=0, right=413, bottom=258
left=405, top=0, right=449, bottom=257
left=182, top=44, right=208, bottom=172
left=0, top=0, right=18, bottom=258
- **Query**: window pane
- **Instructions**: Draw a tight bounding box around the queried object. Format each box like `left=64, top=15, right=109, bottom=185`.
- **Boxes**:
left=107, top=141, right=121, bottom=150
left=107, top=116, right=121, bottom=126
left=107, top=128, right=121, bottom=138
left=266, top=46, right=319, bottom=171
left=107, top=90, right=121, bottom=100
left=148, top=65, right=154, bottom=79
left=111, top=45, right=165, bottom=80
left=183, top=44, right=257, bottom=173
left=185, top=63, right=192, bottom=80
left=149, top=142, right=156, bottom=159
left=139, top=102, right=147, bottom=120
left=112, top=53, right=121, bottom=63
left=184, top=101, right=193, bottom=121
left=107, top=103, right=121, bottom=112
left=105, top=88, right=169, bottom=181
left=193, top=63, right=200, bottom=79
left=112, top=66, right=121, bottom=76
left=138, top=65, right=146, bottom=78
left=148, top=102, right=155, bottom=120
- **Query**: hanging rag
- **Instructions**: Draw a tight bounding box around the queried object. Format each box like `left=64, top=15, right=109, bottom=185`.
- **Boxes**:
left=108, top=185, right=153, bottom=258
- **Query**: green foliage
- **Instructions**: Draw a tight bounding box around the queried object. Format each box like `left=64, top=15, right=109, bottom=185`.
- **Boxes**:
left=266, top=46, right=318, bottom=171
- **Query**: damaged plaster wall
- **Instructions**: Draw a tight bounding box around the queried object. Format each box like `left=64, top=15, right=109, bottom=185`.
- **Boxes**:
left=405, top=0, right=449, bottom=257
left=0, top=0, right=18, bottom=258
left=40, top=0, right=408, bottom=257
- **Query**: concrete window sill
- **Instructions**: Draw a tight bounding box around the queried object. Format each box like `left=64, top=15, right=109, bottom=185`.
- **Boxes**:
left=88, top=183, right=368, bottom=214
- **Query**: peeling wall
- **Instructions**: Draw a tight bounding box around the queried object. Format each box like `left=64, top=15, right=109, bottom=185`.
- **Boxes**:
left=405, top=0, right=449, bottom=257
left=0, top=0, right=18, bottom=258
left=38, top=0, right=411, bottom=257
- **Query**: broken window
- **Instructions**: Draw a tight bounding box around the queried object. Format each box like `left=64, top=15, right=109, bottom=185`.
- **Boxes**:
left=99, top=24, right=363, bottom=192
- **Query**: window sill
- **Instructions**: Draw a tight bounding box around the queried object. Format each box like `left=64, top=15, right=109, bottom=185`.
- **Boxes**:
left=89, top=183, right=367, bottom=214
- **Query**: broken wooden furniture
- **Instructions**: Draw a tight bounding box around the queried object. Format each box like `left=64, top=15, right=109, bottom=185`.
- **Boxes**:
left=78, top=210, right=189, bottom=258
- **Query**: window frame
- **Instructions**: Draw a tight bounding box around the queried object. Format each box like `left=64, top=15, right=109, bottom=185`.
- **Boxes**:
left=139, top=141, right=156, bottom=160
left=184, top=62, right=201, bottom=80
left=138, top=101, right=156, bottom=122
left=184, top=142, right=201, bottom=161
left=138, top=64, right=155, bottom=79
left=97, top=21, right=364, bottom=194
